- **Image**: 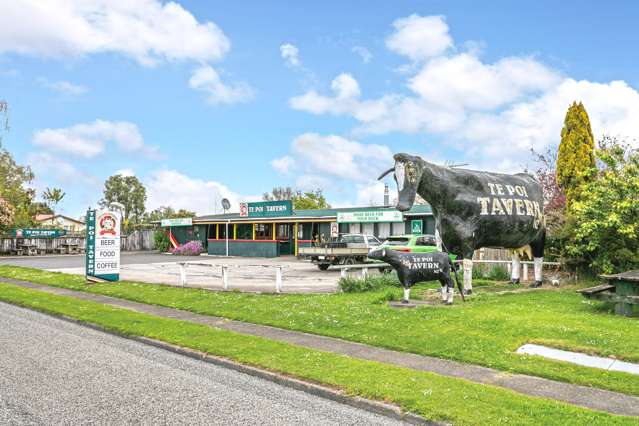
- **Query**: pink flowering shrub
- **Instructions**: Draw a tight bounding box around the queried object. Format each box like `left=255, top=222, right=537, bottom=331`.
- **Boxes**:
left=171, top=240, right=203, bottom=256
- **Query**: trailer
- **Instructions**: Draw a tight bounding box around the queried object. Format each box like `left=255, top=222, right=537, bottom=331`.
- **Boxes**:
left=298, top=234, right=381, bottom=270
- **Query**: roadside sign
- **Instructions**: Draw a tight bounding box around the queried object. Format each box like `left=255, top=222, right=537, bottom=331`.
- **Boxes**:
left=160, top=217, right=192, bottom=227
left=86, top=208, right=121, bottom=282
left=411, top=219, right=423, bottom=235
left=240, top=200, right=292, bottom=218
left=12, top=228, right=66, bottom=238
left=337, top=210, right=403, bottom=223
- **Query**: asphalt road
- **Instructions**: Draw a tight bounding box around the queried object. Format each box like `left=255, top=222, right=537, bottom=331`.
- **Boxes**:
left=0, top=302, right=407, bottom=425
left=0, top=251, right=201, bottom=270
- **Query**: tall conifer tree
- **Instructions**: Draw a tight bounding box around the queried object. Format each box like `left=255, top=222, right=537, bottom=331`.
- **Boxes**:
left=557, top=102, right=596, bottom=207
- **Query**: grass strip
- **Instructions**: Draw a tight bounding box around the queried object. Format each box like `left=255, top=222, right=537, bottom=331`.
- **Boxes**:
left=0, top=282, right=636, bottom=426
left=1, top=265, right=638, bottom=397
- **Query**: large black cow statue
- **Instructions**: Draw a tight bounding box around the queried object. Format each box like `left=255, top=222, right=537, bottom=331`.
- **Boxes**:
left=379, top=153, right=546, bottom=294
left=368, top=248, right=463, bottom=304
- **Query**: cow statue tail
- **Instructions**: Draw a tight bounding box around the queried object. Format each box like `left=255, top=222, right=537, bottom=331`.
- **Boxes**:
left=450, top=258, right=465, bottom=302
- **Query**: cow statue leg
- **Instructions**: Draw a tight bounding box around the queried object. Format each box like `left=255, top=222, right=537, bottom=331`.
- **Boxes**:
left=440, top=283, right=447, bottom=302
left=402, top=286, right=412, bottom=303
left=530, top=230, right=545, bottom=288
left=462, top=258, right=473, bottom=295
left=531, top=258, right=543, bottom=288
left=441, top=275, right=455, bottom=305
left=510, top=252, right=521, bottom=284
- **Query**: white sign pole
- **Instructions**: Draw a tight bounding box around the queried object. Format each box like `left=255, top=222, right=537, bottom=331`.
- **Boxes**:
left=225, top=219, right=229, bottom=257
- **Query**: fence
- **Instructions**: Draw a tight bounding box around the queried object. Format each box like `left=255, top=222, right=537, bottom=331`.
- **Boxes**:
left=0, top=229, right=156, bottom=254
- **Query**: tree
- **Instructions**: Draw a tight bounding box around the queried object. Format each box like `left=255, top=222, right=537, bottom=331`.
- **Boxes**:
left=565, top=136, right=639, bottom=274
left=262, top=187, right=331, bottom=209
left=146, top=206, right=196, bottom=222
left=42, top=187, right=65, bottom=216
left=0, top=197, right=15, bottom=232
left=557, top=101, right=596, bottom=207
left=100, top=175, right=147, bottom=229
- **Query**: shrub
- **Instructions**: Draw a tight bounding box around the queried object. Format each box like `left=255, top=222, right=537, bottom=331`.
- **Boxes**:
left=472, top=263, right=509, bottom=281
left=154, top=230, right=170, bottom=253
left=339, top=272, right=401, bottom=293
left=171, top=240, right=203, bottom=256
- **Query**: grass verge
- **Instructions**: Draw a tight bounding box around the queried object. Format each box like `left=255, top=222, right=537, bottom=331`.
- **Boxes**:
left=0, top=265, right=638, bottom=397
left=0, top=282, right=636, bottom=426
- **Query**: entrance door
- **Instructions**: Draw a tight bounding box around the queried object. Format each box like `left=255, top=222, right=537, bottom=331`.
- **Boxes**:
left=277, top=223, right=293, bottom=255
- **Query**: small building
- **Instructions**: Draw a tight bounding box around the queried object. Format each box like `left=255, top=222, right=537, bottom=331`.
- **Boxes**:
left=164, top=202, right=434, bottom=257
left=34, top=214, right=86, bottom=233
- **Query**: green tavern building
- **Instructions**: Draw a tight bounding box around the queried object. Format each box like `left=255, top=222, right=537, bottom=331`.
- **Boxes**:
left=163, top=201, right=434, bottom=258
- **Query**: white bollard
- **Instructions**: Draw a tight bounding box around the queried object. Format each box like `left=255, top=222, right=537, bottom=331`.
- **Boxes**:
left=222, top=265, right=228, bottom=290
left=523, top=263, right=528, bottom=282
left=341, top=267, right=348, bottom=278
left=275, top=266, right=282, bottom=293
left=361, top=267, right=368, bottom=279
left=179, top=263, right=187, bottom=287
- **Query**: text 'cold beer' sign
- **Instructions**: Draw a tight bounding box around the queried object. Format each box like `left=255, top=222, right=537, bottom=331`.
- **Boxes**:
left=86, top=208, right=121, bottom=282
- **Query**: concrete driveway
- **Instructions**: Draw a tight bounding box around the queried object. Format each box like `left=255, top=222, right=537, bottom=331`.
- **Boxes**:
left=0, top=252, right=346, bottom=293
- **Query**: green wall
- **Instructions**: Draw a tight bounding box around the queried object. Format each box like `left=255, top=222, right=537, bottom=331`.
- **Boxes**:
left=207, top=240, right=279, bottom=257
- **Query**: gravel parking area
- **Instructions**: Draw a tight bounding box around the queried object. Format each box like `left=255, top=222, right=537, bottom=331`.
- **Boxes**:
left=0, top=302, right=406, bottom=425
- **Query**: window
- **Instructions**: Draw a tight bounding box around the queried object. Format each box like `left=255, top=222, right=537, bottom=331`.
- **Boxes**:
left=416, top=235, right=436, bottom=246
left=391, top=222, right=405, bottom=236
left=255, top=223, right=273, bottom=240
left=277, top=224, right=290, bottom=240
left=383, top=237, right=410, bottom=246
left=377, top=222, right=391, bottom=239
left=237, top=224, right=252, bottom=240
left=349, top=223, right=360, bottom=234
left=367, top=236, right=381, bottom=246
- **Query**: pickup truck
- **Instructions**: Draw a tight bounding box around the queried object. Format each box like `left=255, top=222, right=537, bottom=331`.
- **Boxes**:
left=298, top=234, right=382, bottom=270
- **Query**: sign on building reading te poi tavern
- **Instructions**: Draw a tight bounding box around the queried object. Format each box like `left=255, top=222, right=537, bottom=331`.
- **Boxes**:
left=86, top=208, right=121, bottom=282
left=239, top=200, right=293, bottom=218
left=12, top=228, right=67, bottom=238
left=337, top=209, right=403, bottom=223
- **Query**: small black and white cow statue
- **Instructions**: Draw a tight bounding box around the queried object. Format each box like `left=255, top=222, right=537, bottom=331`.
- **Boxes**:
left=368, top=248, right=463, bottom=305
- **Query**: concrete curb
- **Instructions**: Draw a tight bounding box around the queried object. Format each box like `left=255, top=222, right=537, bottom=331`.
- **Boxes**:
left=0, top=301, right=439, bottom=426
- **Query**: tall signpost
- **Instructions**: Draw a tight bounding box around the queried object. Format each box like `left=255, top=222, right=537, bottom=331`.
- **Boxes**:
left=86, top=208, right=121, bottom=282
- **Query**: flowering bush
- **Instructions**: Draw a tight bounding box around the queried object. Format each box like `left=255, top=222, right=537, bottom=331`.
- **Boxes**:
left=171, top=240, right=203, bottom=256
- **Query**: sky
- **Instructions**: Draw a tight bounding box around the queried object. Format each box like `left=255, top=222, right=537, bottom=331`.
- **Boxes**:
left=1, top=0, right=638, bottom=218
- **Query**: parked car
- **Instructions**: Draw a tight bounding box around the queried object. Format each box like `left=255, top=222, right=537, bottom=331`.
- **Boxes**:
left=380, top=234, right=438, bottom=253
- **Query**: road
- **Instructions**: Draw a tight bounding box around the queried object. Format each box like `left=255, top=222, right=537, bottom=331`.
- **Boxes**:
left=0, top=251, right=199, bottom=270
left=0, top=302, right=406, bottom=425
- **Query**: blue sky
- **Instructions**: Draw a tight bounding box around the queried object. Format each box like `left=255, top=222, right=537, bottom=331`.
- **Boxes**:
left=1, top=1, right=638, bottom=217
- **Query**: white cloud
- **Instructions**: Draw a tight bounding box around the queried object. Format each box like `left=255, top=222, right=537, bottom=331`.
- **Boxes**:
left=271, top=156, right=295, bottom=175
left=189, top=65, right=254, bottom=105
left=352, top=46, right=372, bottom=63
left=355, top=181, right=394, bottom=207
left=288, top=14, right=639, bottom=173
left=145, top=169, right=244, bottom=215
left=0, top=0, right=230, bottom=66
left=32, top=119, right=160, bottom=159
left=385, top=15, right=452, bottom=61
left=290, top=133, right=392, bottom=183
left=280, top=43, right=301, bottom=67
left=114, top=168, right=135, bottom=177
left=37, top=78, right=88, bottom=95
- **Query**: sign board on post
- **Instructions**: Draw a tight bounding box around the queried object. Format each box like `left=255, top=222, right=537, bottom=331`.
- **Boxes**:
left=86, top=208, right=121, bottom=282
left=411, top=219, right=423, bottom=235
left=12, top=228, right=67, bottom=238
left=239, top=200, right=292, bottom=218
left=337, top=210, right=403, bottom=223
left=160, top=217, right=192, bottom=227
left=330, top=222, right=339, bottom=239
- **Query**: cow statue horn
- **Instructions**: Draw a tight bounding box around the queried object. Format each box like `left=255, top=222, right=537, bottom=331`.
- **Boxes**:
left=378, top=167, right=395, bottom=180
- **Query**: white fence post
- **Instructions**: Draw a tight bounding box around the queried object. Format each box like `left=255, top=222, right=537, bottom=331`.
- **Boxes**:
left=341, top=267, right=348, bottom=278
left=523, top=263, right=529, bottom=282
left=361, top=267, right=368, bottom=279
left=275, top=266, right=282, bottom=293
left=179, top=263, right=187, bottom=287
left=222, top=265, right=228, bottom=290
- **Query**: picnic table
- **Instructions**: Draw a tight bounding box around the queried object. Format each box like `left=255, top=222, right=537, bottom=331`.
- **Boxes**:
left=579, top=270, right=639, bottom=317
left=12, top=240, right=39, bottom=256
left=58, top=242, right=80, bottom=254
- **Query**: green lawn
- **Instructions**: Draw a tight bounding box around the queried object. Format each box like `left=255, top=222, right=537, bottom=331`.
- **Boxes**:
left=1, top=265, right=638, bottom=397
left=0, top=282, right=636, bottom=426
